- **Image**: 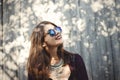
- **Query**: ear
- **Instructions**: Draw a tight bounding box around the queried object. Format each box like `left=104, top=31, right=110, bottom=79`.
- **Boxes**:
left=42, top=42, right=47, bottom=47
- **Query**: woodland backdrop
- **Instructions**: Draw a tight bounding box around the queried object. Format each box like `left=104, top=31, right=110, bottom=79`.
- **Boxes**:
left=0, top=0, right=120, bottom=80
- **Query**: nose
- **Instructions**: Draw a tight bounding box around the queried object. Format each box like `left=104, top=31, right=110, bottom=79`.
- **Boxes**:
left=55, top=30, right=59, bottom=33
left=55, top=30, right=60, bottom=36
left=55, top=30, right=59, bottom=36
left=55, top=28, right=61, bottom=33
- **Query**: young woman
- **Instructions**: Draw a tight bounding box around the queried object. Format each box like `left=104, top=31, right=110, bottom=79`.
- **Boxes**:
left=27, top=21, right=88, bottom=80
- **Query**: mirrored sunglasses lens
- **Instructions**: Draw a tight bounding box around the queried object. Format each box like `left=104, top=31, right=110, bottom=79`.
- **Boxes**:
left=55, top=27, right=62, bottom=33
left=48, top=29, right=55, bottom=36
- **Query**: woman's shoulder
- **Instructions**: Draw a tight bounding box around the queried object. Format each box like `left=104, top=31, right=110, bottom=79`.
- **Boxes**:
left=73, top=53, right=82, bottom=59
left=70, top=53, right=84, bottom=64
left=64, top=50, right=81, bottom=57
left=64, top=50, right=83, bottom=63
left=72, top=53, right=82, bottom=60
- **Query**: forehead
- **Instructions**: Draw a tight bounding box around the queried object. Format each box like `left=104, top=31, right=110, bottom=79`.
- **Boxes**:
left=44, top=24, right=55, bottom=33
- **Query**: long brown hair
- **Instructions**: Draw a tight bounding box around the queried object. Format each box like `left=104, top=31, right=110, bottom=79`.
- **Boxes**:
left=27, top=21, right=72, bottom=80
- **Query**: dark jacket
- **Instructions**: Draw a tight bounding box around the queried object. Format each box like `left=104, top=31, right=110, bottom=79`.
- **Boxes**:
left=28, top=54, right=88, bottom=80
left=68, top=54, right=88, bottom=80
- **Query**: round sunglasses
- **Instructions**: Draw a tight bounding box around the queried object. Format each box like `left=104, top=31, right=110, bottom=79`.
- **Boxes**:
left=45, top=26, right=62, bottom=37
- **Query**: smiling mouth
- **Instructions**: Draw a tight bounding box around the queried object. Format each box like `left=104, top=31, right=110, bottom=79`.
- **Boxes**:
left=55, top=35, right=62, bottom=40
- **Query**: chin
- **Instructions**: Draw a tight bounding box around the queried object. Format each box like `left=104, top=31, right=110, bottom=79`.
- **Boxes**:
left=47, top=39, right=63, bottom=47
left=55, top=40, right=63, bottom=46
left=57, top=39, right=63, bottom=44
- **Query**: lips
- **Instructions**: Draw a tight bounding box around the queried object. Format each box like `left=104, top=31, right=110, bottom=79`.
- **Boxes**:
left=55, top=34, right=62, bottom=40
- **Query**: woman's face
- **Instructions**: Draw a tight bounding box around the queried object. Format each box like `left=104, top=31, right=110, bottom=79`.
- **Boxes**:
left=43, top=24, right=63, bottom=47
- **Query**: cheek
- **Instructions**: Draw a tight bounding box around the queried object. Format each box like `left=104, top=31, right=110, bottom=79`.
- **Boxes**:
left=44, top=36, right=63, bottom=46
left=45, top=36, right=53, bottom=40
left=44, top=36, right=55, bottom=43
left=44, top=35, right=63, bottom=46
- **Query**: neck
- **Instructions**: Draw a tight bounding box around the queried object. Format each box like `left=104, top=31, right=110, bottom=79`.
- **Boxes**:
left=45, top=46, right=59, bottom=60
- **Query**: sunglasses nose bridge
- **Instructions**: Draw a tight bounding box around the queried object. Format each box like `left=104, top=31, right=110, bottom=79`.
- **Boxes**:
left=55, top=29, right=58, bottom=33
